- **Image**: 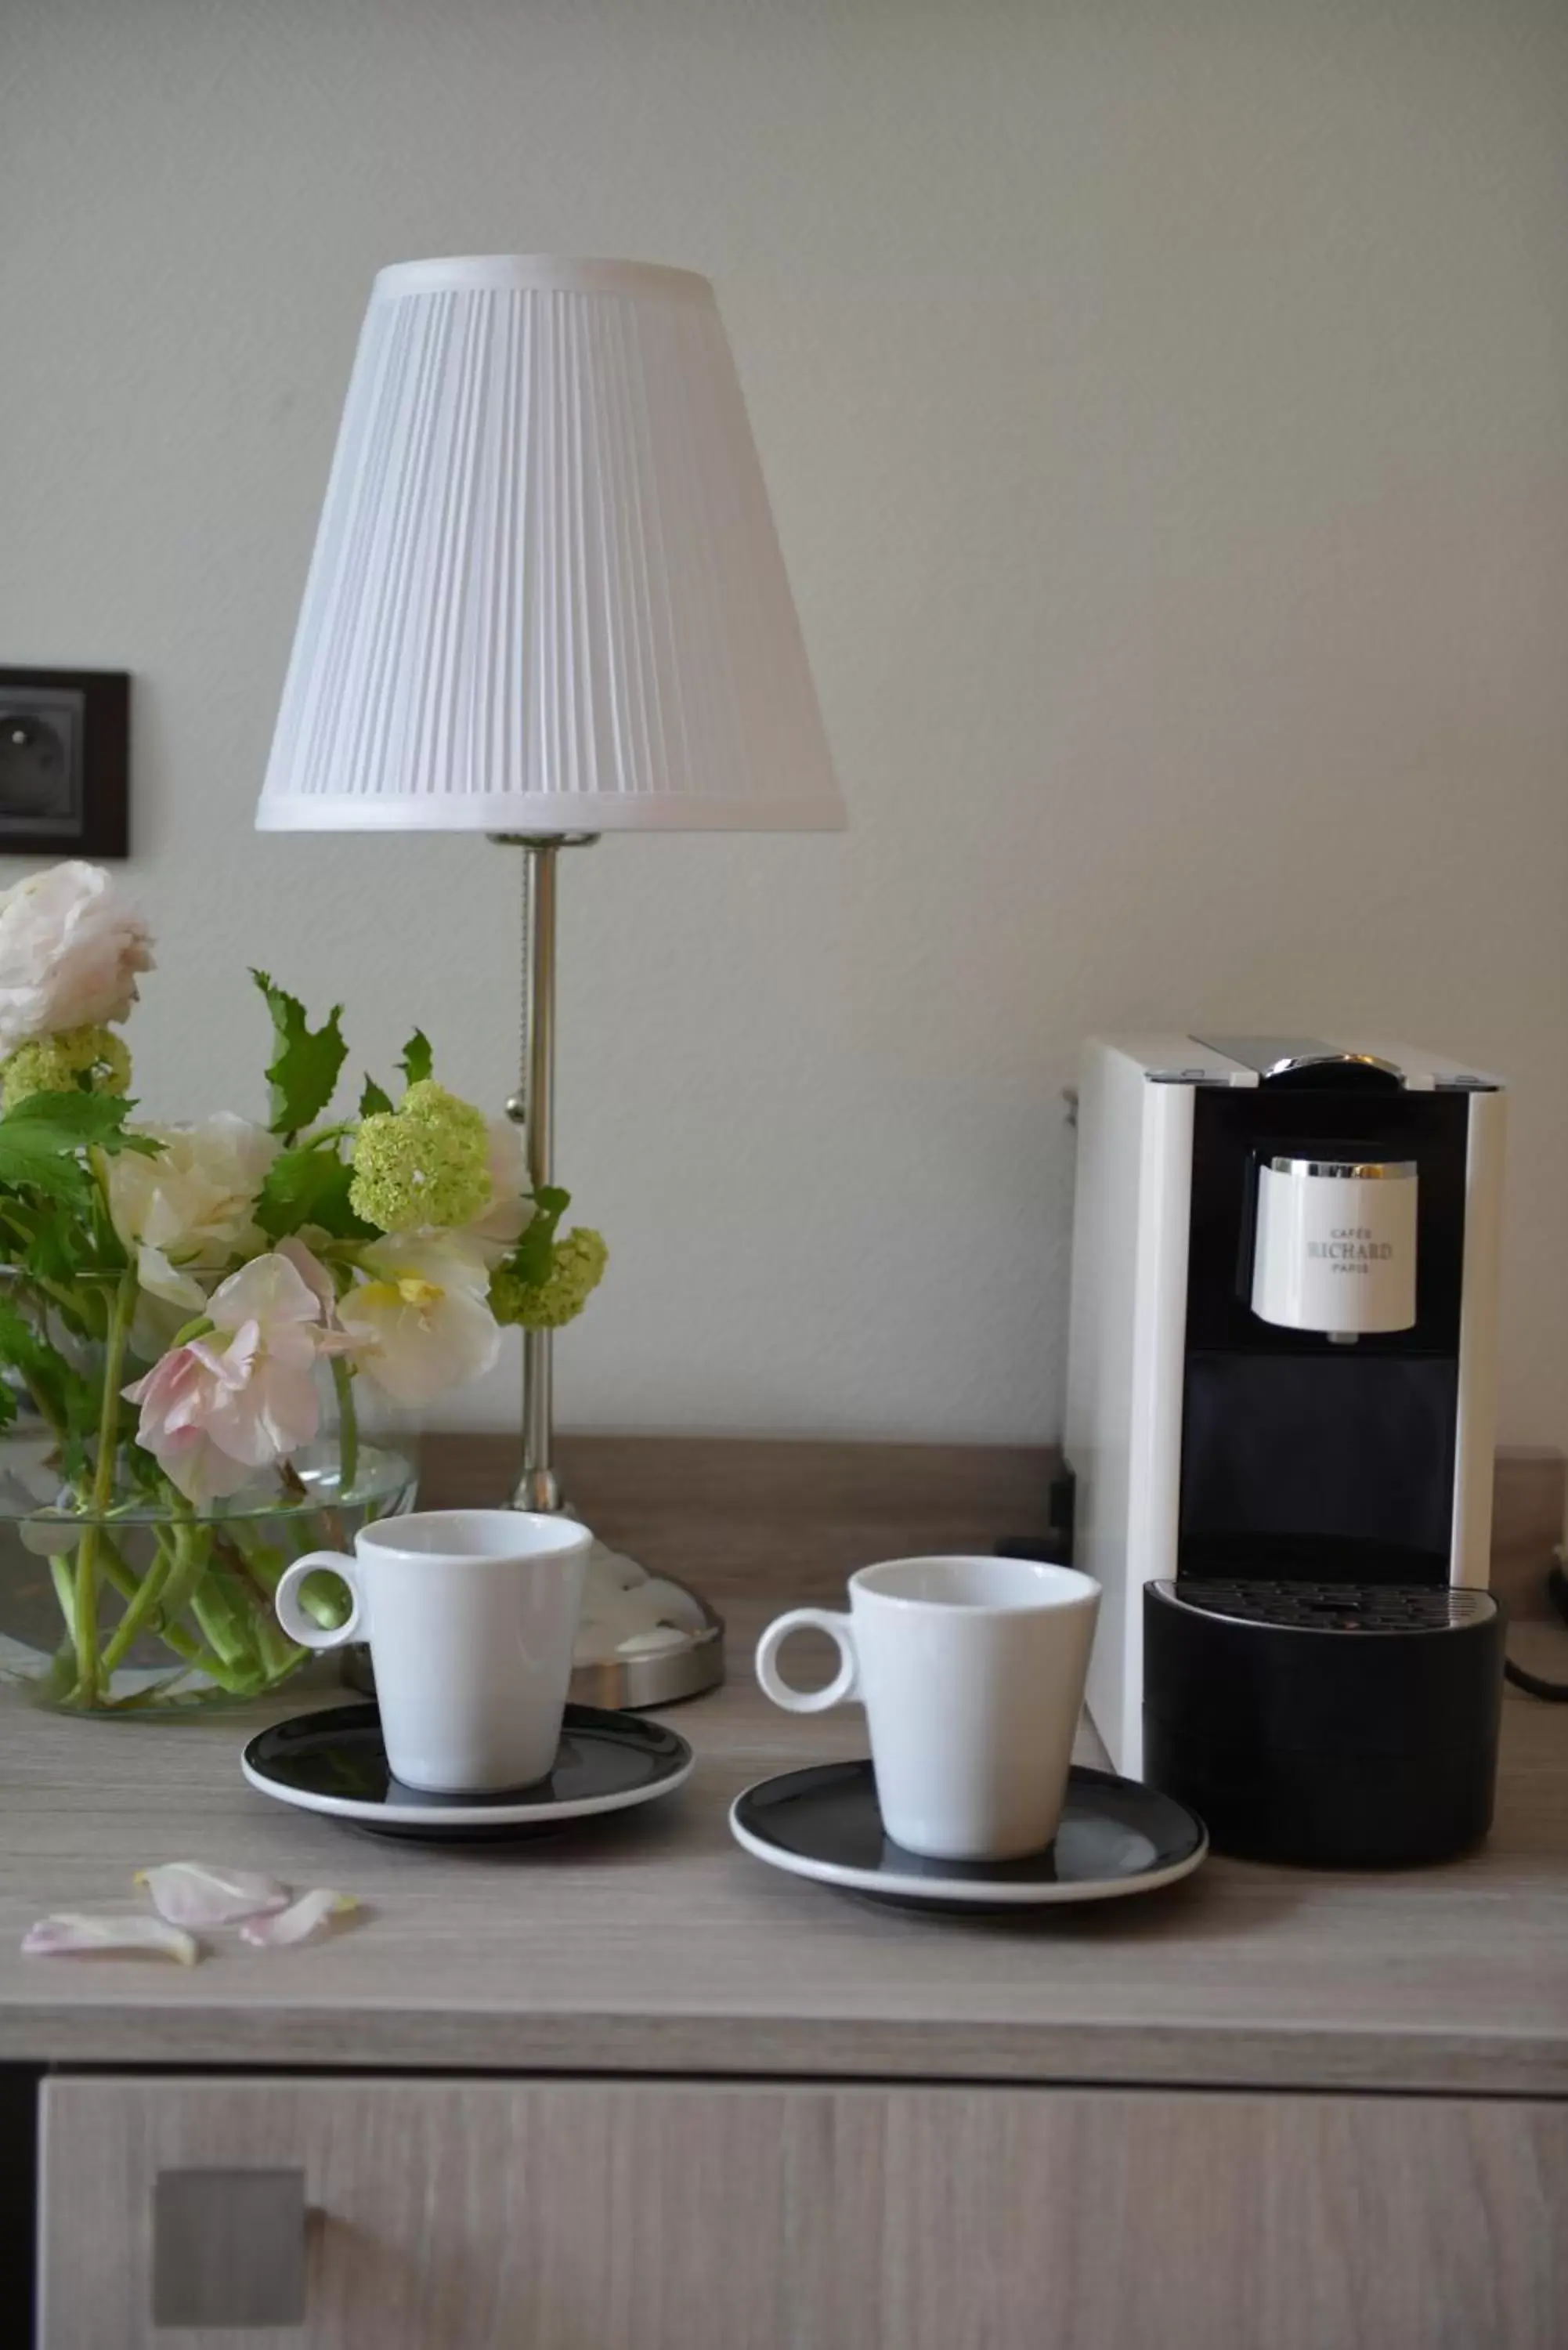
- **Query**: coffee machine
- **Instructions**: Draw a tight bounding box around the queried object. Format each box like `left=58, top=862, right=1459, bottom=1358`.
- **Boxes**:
left=1064, top=1036, right=1507, bottom=1864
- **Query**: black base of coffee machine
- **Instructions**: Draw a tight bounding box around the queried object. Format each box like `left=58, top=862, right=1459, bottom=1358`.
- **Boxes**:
left=1142, top=1579, right=1505, bottom=1867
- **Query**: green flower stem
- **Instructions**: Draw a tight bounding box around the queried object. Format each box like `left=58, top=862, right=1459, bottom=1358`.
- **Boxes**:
left=186, top=1545, right=272, bottom=1685
left=60, top=1508, right=257, bottom=1705
left=252, top=1613, right=298, bottom=1683
left=60, top=1530, right=185, bottom=1702
left=186, top=1571, right=252, bottom=1669
left=95, top=1535, right=143, bottom=1603
left=109, top=1522, right=251, bottom=1694
left=228, top=1536, right=287, bottom=1592
left=96, top=1545, right=174, bottom=1679
left=150, top=1517, right=208, bottom=1629
left=331, top=1358, right=359, bottom=1495
left=212, top=1538, right=300, bottom=1680
left=69, top=1267, right=137, bottom=1706
left=190, top=1589, right=261, bottom=1683
left=235, top=1585, right=298, bottom=1683
left=104, top=1528, right=203, bottom=1660
left=46, top=1553, right=77, bottom=1635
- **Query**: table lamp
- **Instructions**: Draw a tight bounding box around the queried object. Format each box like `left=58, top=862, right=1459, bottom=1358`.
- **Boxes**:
left=258, top=255, right=843, bottom=1697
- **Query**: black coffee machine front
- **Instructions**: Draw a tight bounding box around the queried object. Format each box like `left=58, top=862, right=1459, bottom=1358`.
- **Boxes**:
left=1064, top=1035, right=1507, bottom=1865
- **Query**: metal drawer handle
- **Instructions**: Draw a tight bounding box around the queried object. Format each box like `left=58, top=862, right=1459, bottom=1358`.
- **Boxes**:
left=153, top=2168, right=308, bottom=2329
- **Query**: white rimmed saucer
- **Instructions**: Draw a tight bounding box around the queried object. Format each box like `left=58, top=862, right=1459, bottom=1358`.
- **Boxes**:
left=242, top=1701, right=692, bottom=1840
left=730, top=1759, right=1207, bottom=1910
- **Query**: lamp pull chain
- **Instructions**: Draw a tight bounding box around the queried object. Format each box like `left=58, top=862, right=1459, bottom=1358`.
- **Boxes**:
left=505, top=861, right=530, bottom=1133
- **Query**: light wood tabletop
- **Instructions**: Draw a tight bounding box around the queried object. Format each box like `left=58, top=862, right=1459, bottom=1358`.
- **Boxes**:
left=0, top=1436, right=1564, bottom=2097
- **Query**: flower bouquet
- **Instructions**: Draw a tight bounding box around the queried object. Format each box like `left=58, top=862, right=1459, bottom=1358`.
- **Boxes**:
left=0, top=862, right=605, bottom=1714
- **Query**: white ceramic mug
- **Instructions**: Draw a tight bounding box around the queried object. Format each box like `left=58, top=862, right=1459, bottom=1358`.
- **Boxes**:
left=275, top=1509, right=591, bottom=1794
left=756, top=1556, right=1100, bottom=1861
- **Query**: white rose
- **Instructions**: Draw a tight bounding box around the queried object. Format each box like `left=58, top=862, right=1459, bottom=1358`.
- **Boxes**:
left=107, top=1113, right=279, bottom=1311
left=337, top=1233, right=501, bottom=1407
left=0, top=861, right=154, bottom=1054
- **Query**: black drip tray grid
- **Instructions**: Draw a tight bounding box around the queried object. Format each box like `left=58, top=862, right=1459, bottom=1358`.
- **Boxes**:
left=1169, top=1580, right=1497, bottom=1634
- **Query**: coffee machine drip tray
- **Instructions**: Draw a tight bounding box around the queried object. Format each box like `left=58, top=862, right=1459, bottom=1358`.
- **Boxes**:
left=1142, top=1578, right=1504, bottom=1867
left=1170, top=1581, right=1494, bottom=1635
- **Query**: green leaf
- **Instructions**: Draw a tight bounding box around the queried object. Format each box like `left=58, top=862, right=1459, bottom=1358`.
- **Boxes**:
left=0, top=1104, right=98, bottom=1203
left=3, top=1086, right=154, bottom=1151
left=2, top=1090, right=130, bottom=1142
left=503, top=1184, right=571, bottom=1288
left=0, top=1300, right=99, bottom=1447
left=21, top=1204, right=88, bottom=1288
left=0, top=1157, right=90, bottom=1209
left=359, top=1076, right=393, bottom=1119
left=0, top=1201, right=115, bottom=1327
left=397, top=1029, right=433, bottom=1089
left=253, top=970, right=349, bottom=1137
left=255, top=1141, right=377, bottom=1243
left=0, top=1091, right=159, bottom=1205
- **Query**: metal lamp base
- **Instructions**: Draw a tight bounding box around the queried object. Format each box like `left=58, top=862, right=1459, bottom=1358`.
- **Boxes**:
left=340, top=1571, right=724, bottom=1713
left=567, top=1574, right=726, bottom=1708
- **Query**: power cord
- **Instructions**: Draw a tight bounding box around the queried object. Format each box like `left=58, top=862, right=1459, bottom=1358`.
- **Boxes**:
left=1502, top=1554, right=1568, bottom=1702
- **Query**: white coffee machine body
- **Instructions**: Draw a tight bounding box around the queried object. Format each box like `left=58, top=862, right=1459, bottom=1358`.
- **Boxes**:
left=1064, top=1035, right=1505, bottom=1777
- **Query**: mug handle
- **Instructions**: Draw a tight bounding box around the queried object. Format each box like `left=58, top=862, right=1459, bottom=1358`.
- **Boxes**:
left=755, top=1608, right=860, bottom=1714
left=274, top=1553, right=364, bottom=1652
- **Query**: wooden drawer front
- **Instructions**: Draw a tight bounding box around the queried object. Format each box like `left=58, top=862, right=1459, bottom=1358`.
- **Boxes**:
left=40, top=2076, right=1568, bottom=2349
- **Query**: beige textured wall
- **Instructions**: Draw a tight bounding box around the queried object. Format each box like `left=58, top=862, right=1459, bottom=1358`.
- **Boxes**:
left=2, top=0, right=1565, bottom=1447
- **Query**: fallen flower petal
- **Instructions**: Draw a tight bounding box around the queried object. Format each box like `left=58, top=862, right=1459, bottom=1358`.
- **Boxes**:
left=22, top=1911, right=200, bottom=1965
left=240, top=1888, right=357, bottom=1948
left=135, top=1861, right=291, bottom=1929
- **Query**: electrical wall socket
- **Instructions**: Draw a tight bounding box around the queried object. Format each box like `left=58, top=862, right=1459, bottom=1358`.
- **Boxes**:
left=0, top=667, right=129, bottom=857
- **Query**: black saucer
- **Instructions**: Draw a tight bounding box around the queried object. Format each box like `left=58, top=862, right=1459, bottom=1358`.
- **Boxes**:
left=730, top=1761, right=1207, bottom=1909
left=241, top=1701, right=693, bottom=1841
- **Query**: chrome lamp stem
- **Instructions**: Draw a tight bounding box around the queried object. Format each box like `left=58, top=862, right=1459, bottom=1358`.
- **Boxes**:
left=493, top=833, right=596, bottom=1514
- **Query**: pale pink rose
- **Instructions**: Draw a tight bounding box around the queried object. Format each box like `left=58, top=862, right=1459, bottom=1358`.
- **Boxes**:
left=121, top=1342, right=261, bottom=1506
left=275, top=1235, right=338, bottom=1319
left=124, top=1252, right=343, bottom=1505
left=0, top=861, right=154, bottom=1054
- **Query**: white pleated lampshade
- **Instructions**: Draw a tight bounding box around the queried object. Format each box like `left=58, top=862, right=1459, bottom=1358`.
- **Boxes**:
left=258, top=255, right=842, bottom=833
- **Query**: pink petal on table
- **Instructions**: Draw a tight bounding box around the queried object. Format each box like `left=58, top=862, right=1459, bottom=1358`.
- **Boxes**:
left=240, top=1889, right=357, bottom=1948
left=22, top=1911, right=200, bottom=1965
left=135, top=1861, right=291, bottom=1928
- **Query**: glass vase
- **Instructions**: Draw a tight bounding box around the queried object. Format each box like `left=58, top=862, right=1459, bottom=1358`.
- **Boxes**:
left=0, top=1430, right=414, bottom=1716
left=0, top=1268, right=415, bottom=1716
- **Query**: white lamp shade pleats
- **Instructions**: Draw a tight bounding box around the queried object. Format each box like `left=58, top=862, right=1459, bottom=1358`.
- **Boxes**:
left=258, top=256, right=843, bottom=833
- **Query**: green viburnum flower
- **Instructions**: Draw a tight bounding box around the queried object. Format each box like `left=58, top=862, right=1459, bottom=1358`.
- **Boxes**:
left=0, top=1023, right=132, bottom=1111
left=348, top=1079, right=491, bottom=1233
left=490, top=1228, right=608, bottom=1330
